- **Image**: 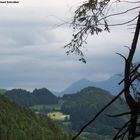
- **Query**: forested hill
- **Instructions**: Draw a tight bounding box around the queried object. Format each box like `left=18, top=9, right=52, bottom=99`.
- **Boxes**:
left=5, top=88, right=58, bottom=107
left=2, top=86, right=129, bottom=139
left=62, top=87, right=128, bottom=139
left=0, top=94, right=71, bottom=140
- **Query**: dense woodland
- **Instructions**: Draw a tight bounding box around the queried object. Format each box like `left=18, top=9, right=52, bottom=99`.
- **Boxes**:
left=5, top=88, right=58, bottom=107
left=0, top=93, right=72, bottom=140
left=62, top=87, right=128, bottom=133
left=2, top=86, right=132, bottom=140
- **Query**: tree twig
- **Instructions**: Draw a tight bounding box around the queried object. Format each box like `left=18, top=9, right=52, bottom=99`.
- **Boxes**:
left=113, top=120, right=130, bottom=140
left=106, top=111, right=132, bottom=118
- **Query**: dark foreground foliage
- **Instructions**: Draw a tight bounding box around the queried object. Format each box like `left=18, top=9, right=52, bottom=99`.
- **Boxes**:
left=0, top=94, right=72, bottom=140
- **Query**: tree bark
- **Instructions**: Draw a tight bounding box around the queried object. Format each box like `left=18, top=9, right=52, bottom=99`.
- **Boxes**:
left=124, top=12, right=140, bottom=140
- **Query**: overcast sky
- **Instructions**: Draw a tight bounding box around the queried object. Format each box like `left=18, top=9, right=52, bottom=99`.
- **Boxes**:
left=0, top=0, right=139, bottom=91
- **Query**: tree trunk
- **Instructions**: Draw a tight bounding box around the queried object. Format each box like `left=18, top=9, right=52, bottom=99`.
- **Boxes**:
left=124, top=12, right=140, bottom=140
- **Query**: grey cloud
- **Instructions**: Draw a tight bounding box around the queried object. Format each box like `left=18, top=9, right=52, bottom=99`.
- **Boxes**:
left=0, top=3, right=139, bottom=91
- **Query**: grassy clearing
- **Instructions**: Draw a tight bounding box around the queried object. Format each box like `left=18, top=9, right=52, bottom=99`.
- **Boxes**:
left=47, top=112, right=70, bottom=121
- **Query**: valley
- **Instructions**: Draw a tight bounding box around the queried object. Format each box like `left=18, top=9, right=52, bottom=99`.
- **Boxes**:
left=2, top=85, right=129, bottom=140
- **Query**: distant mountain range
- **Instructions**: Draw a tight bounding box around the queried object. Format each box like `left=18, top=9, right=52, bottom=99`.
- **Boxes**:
left=59, top=75, right=123, bottom=96
left=0, top=75, right=123, bottom=97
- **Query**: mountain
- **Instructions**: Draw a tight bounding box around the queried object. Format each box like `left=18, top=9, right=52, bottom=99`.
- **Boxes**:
left=5, top=89, right=34, bottom=107
left=0, top=94, right=71, bottom=140
left=32, top=88, right=58, bottom=105
left=5, top=88, right=58, bottom=107
left=3, top=86, right=128, bottom=139
left=93, top=75, right=123, bottom=96
left=60, top=78, right=93, bottom=96
left=60, top=75, right=123, bottom=96
left=61, top=87, right=128, bottom=139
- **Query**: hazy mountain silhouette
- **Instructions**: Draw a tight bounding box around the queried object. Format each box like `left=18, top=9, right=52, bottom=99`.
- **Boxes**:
left=59, top=75, right=123, bottom=96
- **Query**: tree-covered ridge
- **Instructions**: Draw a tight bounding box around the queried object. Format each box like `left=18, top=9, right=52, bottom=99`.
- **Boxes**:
left=5, top=88, right=58, bottom=107
left=0, top=94, right=71, bottom=140
left=62, top=87, right=128, bottom=139
left=2, top=86, right=130, bottom=139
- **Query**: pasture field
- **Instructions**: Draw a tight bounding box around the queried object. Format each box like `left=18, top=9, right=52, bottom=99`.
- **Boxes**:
left=47, top=112, right=70, bottom=121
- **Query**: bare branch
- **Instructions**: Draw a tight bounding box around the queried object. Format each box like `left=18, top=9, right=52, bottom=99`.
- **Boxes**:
left=119, top=63, right=140, bottom=85
left=119, top=0, right=140, bottom=4
left=113, top=120, right=130, bottom=140
left=106, top=111, right=132, bottom=118
left=99, top=6, right=140, bottom=21
left=115, top=129, right=128, bottom=139
left=107, top=15, right=138, bottom=26
left=116, top=52, right=127, bottom=62
left=124, top=46, right=131, bottom=51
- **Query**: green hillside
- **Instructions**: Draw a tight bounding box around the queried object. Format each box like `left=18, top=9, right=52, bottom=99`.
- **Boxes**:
left=0, top=94, right=71, bottom=140
left=5, top=88, right=58, bottom=107
left=0, top=89, right=7, bottom=95
left=62, top=87, right=129, bottom=139
left=3, top=86, right=129, bottom=140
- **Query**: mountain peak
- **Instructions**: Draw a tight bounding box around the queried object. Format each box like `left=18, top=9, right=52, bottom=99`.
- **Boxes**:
left=59, top=75, right=123, bottom=96
left=77, top=78, right=91, bottom=82
left=59, top=78, right=93, bottom=96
